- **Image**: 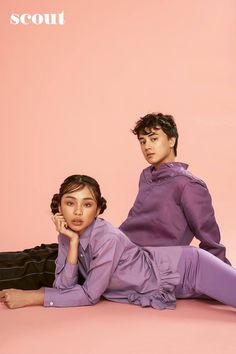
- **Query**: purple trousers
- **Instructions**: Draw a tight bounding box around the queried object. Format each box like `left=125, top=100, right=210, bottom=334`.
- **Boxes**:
left=176, top=247, right=236, bottom=307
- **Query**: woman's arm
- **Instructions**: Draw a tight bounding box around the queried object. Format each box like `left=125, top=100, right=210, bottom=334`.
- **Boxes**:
left=0, top=214, right=80, bottom=310
left=1, top=235, right=124, bottom=309
left=52, top=213, right=80, bottom=289
left=44, top=236, right=125, bottom=308
left=0, top=288, right=44, bottom=309
left=0, top=234, right=79, bottom=309
left=52, top=212, right=79, bottom=265
left=53, top=234, right=80, bottom=289
left=1, top=224, right=125, bottom=309
left=0, top=235, right=79, bottom=309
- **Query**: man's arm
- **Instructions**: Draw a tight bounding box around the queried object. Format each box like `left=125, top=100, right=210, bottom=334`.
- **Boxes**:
left=181, top=180, right=231, bottom=265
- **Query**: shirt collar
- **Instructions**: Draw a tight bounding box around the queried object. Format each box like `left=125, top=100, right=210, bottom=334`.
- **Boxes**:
left=79, top=218, right=97, bottom=251
left=150, top=162, right=188, bottom=173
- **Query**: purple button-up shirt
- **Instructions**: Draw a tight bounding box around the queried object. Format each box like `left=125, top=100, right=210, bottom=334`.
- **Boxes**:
left=119, top=162, right=230, bottom=264
left=44, top=218, right=181, bottom=309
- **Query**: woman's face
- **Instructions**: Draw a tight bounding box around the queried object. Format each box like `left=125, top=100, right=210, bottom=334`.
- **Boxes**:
left=59, top=185, right=99, bottom=234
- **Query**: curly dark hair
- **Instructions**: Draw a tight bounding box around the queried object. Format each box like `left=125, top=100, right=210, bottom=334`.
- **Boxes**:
left=132, top=113, right=179, bottom=156
left=50, top=175, right=107, bottom=215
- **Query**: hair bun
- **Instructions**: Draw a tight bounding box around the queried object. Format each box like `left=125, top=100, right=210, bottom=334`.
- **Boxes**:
left=99, top=196, right=107, bottom=214
left=50, top=193, right=60, bottom=214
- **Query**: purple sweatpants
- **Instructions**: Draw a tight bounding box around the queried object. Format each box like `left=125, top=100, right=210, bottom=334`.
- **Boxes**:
left=175, top=246, right=236, bottom=307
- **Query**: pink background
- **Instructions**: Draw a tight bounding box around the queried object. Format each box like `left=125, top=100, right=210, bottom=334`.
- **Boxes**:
left=1, top=1, right=236, bottom=354
left=1, top=0, right=236, bottom=259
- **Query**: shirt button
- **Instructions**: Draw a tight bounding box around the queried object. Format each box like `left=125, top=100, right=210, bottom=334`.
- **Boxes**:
left=80, top=254, right=83, bottom=257
left=49, top=301, right=54, bottom=306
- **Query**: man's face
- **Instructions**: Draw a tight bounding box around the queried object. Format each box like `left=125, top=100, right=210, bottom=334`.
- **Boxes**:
left=138, top=126, right=176, bottom=169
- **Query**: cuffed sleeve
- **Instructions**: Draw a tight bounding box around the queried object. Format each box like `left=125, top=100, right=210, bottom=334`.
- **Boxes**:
left=44, top=284, right=94, bottom=307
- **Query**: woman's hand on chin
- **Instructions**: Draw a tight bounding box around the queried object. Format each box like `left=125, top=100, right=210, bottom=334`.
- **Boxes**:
left=51, top=213, right=79, bottom=241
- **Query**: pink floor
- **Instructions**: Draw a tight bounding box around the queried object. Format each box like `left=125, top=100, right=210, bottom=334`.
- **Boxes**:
left=1, top=297, right=236, bottom=354
left=1, top=239, right=236, bottom=353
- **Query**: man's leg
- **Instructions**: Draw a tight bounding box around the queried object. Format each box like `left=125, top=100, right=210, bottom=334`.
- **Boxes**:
left=0, top=244, right=58, bottom=290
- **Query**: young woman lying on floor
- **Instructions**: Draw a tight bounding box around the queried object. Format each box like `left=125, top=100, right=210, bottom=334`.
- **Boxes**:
left=1, top=174, right=235, bottom=310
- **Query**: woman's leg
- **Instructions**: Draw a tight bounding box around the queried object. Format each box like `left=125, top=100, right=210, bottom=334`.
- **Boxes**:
left=176, top=247, right=236, bottom=308
left=0, top=244, right=58, bottom=290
